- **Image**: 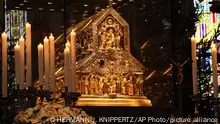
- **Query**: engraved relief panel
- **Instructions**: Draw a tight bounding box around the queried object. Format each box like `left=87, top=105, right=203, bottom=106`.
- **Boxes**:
left=97, top=15, right=124, bottom=51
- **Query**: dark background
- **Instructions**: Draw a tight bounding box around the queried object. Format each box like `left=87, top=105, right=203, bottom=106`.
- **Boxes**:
left=0, top=0, right=195, bottom=118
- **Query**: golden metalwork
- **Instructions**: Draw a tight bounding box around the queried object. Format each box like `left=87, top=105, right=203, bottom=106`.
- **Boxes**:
left=98, top=15, right=123, bottom=50
left=54, top=7, right=151, bottom=106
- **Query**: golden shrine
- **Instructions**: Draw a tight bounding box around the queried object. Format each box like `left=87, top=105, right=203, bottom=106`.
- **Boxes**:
left=55, top=7, right=152, bottom=106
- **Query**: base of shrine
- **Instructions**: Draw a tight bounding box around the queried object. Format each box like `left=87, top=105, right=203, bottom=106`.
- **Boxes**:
left=76, top=94, right=152, bottom=106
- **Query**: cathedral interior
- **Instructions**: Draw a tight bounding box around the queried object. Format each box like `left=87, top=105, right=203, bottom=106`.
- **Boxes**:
left=1, top=0, right=213, bottom=123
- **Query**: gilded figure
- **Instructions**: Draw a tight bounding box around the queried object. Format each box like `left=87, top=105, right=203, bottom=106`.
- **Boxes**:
left=126, top=76, right=134, bottom=95
left=121, top=78, right=126, bottom=95
left=89, top=75, right=94, bottom=94
left=99, top=76, right=104, bottom=94
left=94, top=75, right=99, bottom=93
left=84, top=76, right=89, bottom=94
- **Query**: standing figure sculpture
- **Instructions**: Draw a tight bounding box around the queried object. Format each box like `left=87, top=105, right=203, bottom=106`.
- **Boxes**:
left=84, top=76, right=89, bottom=94
left=115, top=24, right=122, bottom=50
left=100, top=32, right=107, bottom=49
left=99, top=76, right=104, bottom=94
left=94, top=75, right=99, bottom=93
left=89, top=75, right=94, bottom=94
left=135, top=77, right=144, bottom=95
left=103, top=76, right=109, bottom=94
left=121, top=78, right=126, bottom=95
left=116, top=77, right=121, bottom=94
left=126, top=76, right=134, bottom=95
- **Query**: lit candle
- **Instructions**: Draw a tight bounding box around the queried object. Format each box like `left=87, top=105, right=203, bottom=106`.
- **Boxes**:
left=26, top=23, right=32, bottom=87
left=19, top=36, right=25, bottom=89
left=70, top=30, right=76, bottom=92
left=64, top=47, right=70, bottom=91
left=44, top=37, right=50, bottom=90
left=38, top=43, right=44, bottom=87
left=211, top=42, right=218, bottom=98
left=14, top=43, right=21, bottom=89
left=65, top=40, right=70, bottom=49
left=49, top=33, right=55, bottom=91
left=191, top=36, right=198, bottom=95
left=1, top=32, right=8, bottom=97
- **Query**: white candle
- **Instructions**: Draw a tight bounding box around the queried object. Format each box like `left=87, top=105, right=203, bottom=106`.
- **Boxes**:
left=1, top=32, right=7, bottom=97
left=19, top=36, right=25, bottom=89
left=211, top=42, right=218, bottom=98
left=191, top=36, right=198, bottom=95
left=26, top=23, right=32, bottom=87
left=44, top=37, right=50, bottom=90
left=70, top=30, right=76, bottom=92
left=38, top=43, right=44, bottom=87
left=65, top=40, right=70, bottom=49
left=14, top=43, right=21, bottom=89
left=49, top=33, right=55, bottom=91
left=64, top=47, right=70, bottom=91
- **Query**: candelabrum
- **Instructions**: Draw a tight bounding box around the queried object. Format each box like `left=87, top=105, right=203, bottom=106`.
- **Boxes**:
left=13, top=84, right=37, bottom=110
left=0, top=94, right=10, bottom=123
left=212, top=97, right=219, bottom=118
left=190, top=95, right=201, bottom=117
left=37, top=85, right=52, bottom=101
left=191, top=95, right=220, bottom=119
left=61, top=86, right=81, bottom=107
left=0, top=84, right=37, bottom=123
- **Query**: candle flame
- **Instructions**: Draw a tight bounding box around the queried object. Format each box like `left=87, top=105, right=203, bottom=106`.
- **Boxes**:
left=20, top=35, right=24, bottom=39
left=2, top=32, right=7, bottom=37
left=211, top=41, right=216, bottom=49
left=45, top=36, right=48, bottom=39
left=71, top=30, right=76, bottom=34
left=26, top=22, right=31, bottom=27
left=50, top=33, right=53, bottom=36
left=191, top=35, right=195, bottom=40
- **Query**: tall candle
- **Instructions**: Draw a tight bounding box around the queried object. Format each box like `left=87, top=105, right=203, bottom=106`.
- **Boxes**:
left=70, top=30, right=76, bottom=92
left=26, top=23, right=32, bottom=87
left=191, top=36, right=198, bottom=95
left=211, top=42, right=218, bottom=98
left=14, top=43, right=21, bottom=88
left=64, top=47, right=70, bottom=91
left=44, top=37, right=50, bottom=90
left=38, top=43, right=44, bottom=87
left=1, top=32, right=8, bottom=97
left=49, top=34, right=55, bottom=91
left=19, top=36, right=25, bottom=89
